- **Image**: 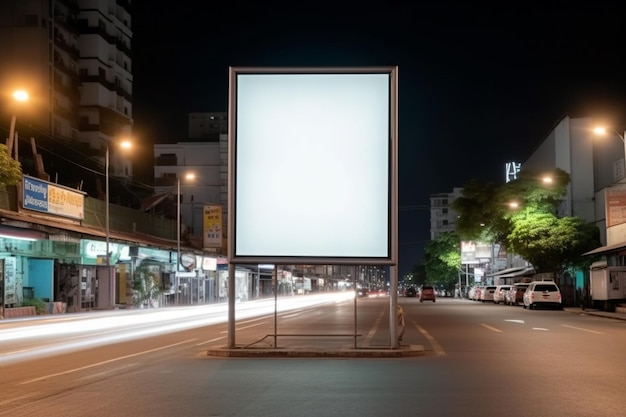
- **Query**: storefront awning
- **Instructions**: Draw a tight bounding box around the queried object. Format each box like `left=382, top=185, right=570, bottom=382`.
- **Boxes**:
left=0, top=208, right=178, bottom=251
left=486, top=266, right=526, bottom=277
left=495, top=267, right=535, bottom=278
left=583, top=241, right=626, bottom=257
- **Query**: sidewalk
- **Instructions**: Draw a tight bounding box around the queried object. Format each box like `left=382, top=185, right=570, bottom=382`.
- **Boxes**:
left=564, top=307, right=626, bottom=321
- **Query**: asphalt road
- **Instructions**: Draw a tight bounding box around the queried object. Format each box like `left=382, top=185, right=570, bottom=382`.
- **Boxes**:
left=1, top=294, right=626, bottom=417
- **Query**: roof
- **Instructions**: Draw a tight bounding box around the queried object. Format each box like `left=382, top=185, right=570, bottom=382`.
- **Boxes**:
left=487, top=266, right=535, bottom=278
left=583, top=241, right=626, bottom=257
left=141, top=191, right=172, bottom=212
left=0, top=208, right=178, bottom=251
left=486, top=266, right=526, bottom=277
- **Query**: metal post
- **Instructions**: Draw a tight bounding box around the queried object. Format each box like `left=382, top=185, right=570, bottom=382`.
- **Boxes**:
left=6, top=115, right=16, bottom=155
left=177, top=177, right=181, bottom=273
left=390, top=264, right=398, bottom=349
left=622, top=131, right=626, bottom=173
left=228, top=262, right=236, bottom=348
left=105, top=146, right=113, bottom=307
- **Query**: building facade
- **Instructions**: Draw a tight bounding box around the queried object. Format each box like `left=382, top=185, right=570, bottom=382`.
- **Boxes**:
left=429, top=187, right=463, bottom=240
left=153, top=134, right=228, bottom=253
left=0, top=0, right=133, bottom=186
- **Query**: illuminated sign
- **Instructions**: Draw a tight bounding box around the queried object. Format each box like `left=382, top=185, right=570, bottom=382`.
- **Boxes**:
left=22, top=176, right=85, bottom=220
left=203, top=205, right=222, bottom=248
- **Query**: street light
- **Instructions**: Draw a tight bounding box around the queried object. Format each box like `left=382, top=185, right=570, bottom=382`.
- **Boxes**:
left=105, top=140, right=132, bottom=307
left=6, top=89, right=29, bottom=159
left=593, top=126, right=626, bottom=182
left=176, top=172, right=195, bottom=272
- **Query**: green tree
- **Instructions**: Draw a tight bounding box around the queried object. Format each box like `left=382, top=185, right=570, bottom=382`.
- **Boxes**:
left=423, top=232, right=461, bottom=290
left=452, top=168, right=600, bottom=284
left=507, top=206, right=601, bottom=279
left=0, top=144, right=22, bottom=185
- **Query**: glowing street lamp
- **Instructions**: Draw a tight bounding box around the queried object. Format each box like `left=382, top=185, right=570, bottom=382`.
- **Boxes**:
left=594, top=126, right=626, bottom=174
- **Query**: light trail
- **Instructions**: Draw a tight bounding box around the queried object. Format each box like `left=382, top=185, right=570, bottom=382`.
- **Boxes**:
left=0, top=292, right=355, bottom=365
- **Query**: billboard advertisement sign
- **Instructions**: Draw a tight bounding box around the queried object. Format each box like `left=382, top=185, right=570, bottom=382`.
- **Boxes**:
left=228, top=66, right=398, bottom=265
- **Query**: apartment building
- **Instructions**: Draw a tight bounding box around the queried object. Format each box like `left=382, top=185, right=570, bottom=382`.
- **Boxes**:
left=0, top=0, right=133, bottom=190
left=429, top=187, right=463, bottom=240
left=153, top=133, right=228, bottom=253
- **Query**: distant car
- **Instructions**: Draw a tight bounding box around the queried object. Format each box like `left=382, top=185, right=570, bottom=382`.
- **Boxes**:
left=480, top=285, right=497, bottom=303
left=523, top=281, right=562, bottom=310
left=420, top=285, right=436, bottom=302
left=493, top=285, right=511, bottom=304
left=506, top=282, right=530, bottom=306
left=406, top=287, right=417, bottom=297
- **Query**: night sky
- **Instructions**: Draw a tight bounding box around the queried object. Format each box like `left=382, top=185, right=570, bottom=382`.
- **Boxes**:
left=131, top=2, right=626, bottom=277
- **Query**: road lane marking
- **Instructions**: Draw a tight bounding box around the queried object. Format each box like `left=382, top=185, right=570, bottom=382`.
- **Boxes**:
left=561, top=324, right=605, bottom=334
left=414, top=323, right=446, bottom=356
left=364, top=309, right=386, bottom=344
left=219, top=322, right=268, bottom=334
left=19, top=339, right=197, bottom=385
left=481, top=323, right=503, bottom=333
left=282, top=312, right=304, bottom=318
left=532, top=328, right=549, bottom=331
left=505, top=319, right=525, bottom=324
left=0, top=393, right=38, bottom=407
left=196, top=336, right=226, bottom=346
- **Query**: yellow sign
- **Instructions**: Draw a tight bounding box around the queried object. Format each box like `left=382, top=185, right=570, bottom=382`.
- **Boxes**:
left=203, top=205, right=222, bottom=248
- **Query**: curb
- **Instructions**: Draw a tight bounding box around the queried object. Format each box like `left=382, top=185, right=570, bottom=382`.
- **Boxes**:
left=206, top=345, right=425, bottom=358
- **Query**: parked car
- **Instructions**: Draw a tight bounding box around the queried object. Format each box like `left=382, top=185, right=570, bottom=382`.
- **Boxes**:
left=493, top=285, right=511, bottom=304
left=506, top=282, right=530, bottom=306
left=523, top=281, right=562, bottom=310
left=420, top=285, right=436, bottom=302
left=469, top=285, right=483, bottom=301
left=405, top=287, right=417, bottom=297
left=480, top=285, right=497, bottom=302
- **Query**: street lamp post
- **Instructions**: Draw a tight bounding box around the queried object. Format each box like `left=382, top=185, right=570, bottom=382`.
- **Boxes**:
left=177, top=176, right=181, bottom=273
left=6, top=90, right=29, bottom=159
left=176, top=172, right=195, bottom=272
left=106, top=145, right=110, bottom=271
left=105, top=140, right=132, bottom=308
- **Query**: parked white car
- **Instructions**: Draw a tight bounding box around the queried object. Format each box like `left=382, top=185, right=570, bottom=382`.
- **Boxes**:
left=506, top=282, right=531, bottom=306
left=523, top=281, right=562, bottom=310
left=493, top=285, right=511, bottom=304
left=480, top=285, right=497, bottom=303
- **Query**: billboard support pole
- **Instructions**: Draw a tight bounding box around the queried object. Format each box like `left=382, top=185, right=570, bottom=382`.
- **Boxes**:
left=228, top=262, right=235, bottom=348
left=390, top=265, right=398, bottom=349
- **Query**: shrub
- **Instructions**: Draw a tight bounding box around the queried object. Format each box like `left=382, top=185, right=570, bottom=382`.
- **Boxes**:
left=22, top=298, right=47, bottom=315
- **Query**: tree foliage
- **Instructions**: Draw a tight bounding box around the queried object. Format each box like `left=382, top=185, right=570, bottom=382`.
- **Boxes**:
left=423, top=232, right=461, bottom=289
left=0, top=144, right=22, bottom=186
left=507, top=207, right=601, bottom=275
left=450, top=167, right=600, bottom=277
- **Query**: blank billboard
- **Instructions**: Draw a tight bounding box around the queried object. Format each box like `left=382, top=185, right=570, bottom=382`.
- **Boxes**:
left=228, top=67, right=398, bottom=265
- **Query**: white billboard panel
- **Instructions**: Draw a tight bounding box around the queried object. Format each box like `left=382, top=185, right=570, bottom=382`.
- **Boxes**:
left=228, top=67, right=398, bottom=265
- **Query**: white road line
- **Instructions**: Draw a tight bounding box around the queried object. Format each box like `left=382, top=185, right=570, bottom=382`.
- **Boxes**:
left=532, top=328, right=549, bottom=331
left=19, top=339, right=197, bottom=385
left=0, top=393, right=38, bottom=407
left=196, top=336, right=226, bottom=346
left=561, top=324, right=605, bottom=334
left=364, top=309, right=386, bottom=344
left=282, top=313, right=304, bottom=318
left=481, top=323, right=503, bottom=333
left=414, top=323, right=446, bottom=356
left=219, top=322, right=268, bottom=334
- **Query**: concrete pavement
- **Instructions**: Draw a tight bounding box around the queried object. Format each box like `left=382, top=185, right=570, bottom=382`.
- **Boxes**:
left=206, top=306, right=626, bottom=358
